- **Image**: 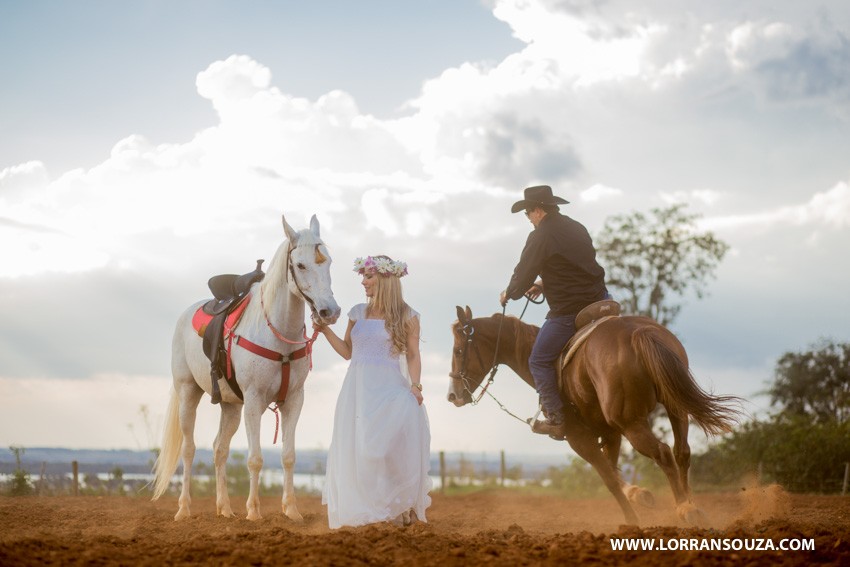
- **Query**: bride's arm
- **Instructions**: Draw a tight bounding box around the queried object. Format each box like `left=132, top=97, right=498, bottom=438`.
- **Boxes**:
left=405, top=316, right=423, bottom=404
left=314, top=319, right=355, bottom=360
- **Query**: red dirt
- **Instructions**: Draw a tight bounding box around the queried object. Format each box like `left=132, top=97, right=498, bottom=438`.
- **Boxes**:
left=1, top=488, right=848, bottom=565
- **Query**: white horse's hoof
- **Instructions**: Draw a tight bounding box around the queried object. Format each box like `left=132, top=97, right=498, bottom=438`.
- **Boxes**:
left=217, top=507, right=235, bottom=518
left=174, top=508, right=190, bottom=521
left=247, top=510, right=263, bottom=521
left=283, top=505, right=304, bottom=522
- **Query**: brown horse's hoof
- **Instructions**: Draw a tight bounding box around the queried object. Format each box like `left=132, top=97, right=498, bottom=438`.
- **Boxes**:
left=677, top=502, right=707, bottom=526
left=624, top=485, right=656, bottom=508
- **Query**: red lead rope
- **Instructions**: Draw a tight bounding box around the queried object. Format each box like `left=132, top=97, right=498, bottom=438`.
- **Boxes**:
left=260, top=292, right=321, bottom=369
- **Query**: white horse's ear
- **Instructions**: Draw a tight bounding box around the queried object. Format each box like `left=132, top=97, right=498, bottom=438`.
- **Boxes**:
left=309, top=214, right=321, bottom=238
left=282, top=214, right=298, bottom=243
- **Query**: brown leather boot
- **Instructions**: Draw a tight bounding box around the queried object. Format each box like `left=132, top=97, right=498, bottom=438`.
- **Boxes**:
left=528, top=415, right=567, bottom=440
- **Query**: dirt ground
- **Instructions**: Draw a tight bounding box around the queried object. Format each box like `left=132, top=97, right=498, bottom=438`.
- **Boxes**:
left=1, top=487, right=848, bottom=566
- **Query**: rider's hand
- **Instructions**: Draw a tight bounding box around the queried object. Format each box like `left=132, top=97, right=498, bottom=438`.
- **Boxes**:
left=525, top=283, right=542, bottom=300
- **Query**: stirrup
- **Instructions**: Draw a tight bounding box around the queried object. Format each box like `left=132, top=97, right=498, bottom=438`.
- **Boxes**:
left=210, top=373, right=222, bottom=405
left=527, top=407, right=567, bottom=440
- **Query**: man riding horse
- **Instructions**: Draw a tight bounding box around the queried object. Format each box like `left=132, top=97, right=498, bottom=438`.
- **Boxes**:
left=499, top=185, right=610, bottom=439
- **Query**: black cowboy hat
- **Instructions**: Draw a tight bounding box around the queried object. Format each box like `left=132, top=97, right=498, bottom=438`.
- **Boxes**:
left=510, top=185, right=570, bottom=213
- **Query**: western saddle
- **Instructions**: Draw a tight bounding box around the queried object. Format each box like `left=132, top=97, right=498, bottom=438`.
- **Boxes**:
left=200, top=260, right=265, bottom=404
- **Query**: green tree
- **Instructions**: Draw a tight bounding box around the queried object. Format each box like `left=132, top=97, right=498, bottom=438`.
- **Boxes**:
left=596, top=204, right=729, bottom=326
left=227, top=452, right=250, bottom=495
left=7, top=446, right=32, bottom=496
left=109, top=466, right=126, bottom=496
left=692, top=339, right=850, bottom=493
left=767, top=340, right=850, bottom=425
left=692, top=417, right=850, bottom=493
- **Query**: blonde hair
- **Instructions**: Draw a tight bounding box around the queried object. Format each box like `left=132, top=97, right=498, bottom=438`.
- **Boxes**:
left=365, top=255, right=412, bottom=355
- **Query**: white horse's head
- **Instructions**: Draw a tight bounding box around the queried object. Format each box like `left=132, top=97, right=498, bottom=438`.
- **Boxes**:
left=277, top=214, right=341, bottom=325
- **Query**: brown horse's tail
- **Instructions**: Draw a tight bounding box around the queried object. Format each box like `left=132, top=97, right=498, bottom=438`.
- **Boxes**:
left=632, top=326, right=743, bottom=436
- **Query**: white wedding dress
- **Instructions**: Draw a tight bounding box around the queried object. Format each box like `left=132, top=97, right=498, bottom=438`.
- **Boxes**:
left=323, top=303, right=432, bottom=529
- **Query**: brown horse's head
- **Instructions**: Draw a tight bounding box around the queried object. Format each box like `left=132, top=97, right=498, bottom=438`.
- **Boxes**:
left=447, top=305, right=495, bottom=406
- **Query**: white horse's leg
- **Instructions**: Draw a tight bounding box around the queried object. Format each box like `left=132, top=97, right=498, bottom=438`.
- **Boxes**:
left=243, top=393, right=266, bottom=521
left=279, top=388, right=305, bottom=522
left=213, top=401, right=242, bottom=518
left=175, top=383, right=204, bottom=521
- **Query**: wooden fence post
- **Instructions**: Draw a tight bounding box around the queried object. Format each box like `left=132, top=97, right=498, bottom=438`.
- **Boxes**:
left=843, top=462, right=849, bottom=496
left=72, top=461, right=79, bottom=496
left=500, top=450, right=506, bottom=487
left=439, top=451, right=446, bottom=494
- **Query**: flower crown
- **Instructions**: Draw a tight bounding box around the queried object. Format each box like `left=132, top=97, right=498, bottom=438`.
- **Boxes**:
left=353, top=256, right=408, bottom=278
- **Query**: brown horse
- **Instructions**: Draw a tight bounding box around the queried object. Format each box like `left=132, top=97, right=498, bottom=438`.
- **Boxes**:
left=448, top=305, right=742, bottom=526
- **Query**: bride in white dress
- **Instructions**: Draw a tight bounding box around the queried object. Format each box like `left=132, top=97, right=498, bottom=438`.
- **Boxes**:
left=314, top=255, right=432, bottom=528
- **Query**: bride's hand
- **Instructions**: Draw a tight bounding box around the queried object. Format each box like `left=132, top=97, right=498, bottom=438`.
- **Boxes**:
left=410, top=385, right=423, bottom=405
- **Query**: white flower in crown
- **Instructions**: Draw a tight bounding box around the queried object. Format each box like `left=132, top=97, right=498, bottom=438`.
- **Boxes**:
left=353, top=256, right=408, bottom=277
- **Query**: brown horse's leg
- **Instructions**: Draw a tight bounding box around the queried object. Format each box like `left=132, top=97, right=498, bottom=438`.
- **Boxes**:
left=601, top=433, right=621, bottom=470
left=567, top=429, right=640, bottom=526
left=666, top=412, right=706, bottom=524
left=668, top=411, right=692, bottom=497
left=622, top=422, right=688, bottom=506
left=602, top=433, right=656, bottom=508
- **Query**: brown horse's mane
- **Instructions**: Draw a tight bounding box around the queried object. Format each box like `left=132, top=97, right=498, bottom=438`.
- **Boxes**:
left=452, top=313, right=539, bottom=387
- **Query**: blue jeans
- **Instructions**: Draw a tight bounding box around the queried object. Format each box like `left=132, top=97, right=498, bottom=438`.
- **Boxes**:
left=529, top=315, right=577, bottom=420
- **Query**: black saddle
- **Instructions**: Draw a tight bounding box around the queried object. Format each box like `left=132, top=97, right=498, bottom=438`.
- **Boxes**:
left=203, top=259, right=266, bottom=316
left=201, top=260, right=265, bottom=404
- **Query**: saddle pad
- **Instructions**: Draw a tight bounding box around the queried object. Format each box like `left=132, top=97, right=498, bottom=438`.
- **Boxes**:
left=558, top=315, right=618, bottom=384
left=191, top=295, right=251, bottom=337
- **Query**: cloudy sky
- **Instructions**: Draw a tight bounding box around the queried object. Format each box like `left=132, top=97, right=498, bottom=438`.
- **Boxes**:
left=2, top=0, right=849, bottom=460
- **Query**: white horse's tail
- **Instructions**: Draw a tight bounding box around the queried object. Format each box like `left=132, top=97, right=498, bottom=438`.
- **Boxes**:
left=151, top=387, right=183, bottom=500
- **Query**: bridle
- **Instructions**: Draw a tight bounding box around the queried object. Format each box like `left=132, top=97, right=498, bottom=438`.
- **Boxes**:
left=454, top=293, right=545, bottom=423
left=285, top=242, right=323, bottom=320
left=455, top=305, right=506, bottom=404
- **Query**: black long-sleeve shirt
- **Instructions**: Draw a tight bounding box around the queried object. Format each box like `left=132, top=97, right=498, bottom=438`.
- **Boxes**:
left=505, top=212, right=607, bottom=318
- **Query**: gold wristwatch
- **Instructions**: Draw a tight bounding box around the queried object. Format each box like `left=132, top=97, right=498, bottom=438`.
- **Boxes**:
left=412, top=383, right=423, bottom=391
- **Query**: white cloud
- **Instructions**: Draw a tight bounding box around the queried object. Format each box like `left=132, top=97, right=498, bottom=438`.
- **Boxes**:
left=0, top=225, right=110, bottom=278
left=492, top=0, right=653, bottom=86
left=196, top=54, right=273, bottom=113
left=726, top=19, right=850, bottom=105
left=0, top=161, right=50, bottom=198
left=580, top=183, right=623, bottom=202
left=727, top=22, right=801, bottom=71
left=705, top=180, right=850, bottom=232
left=660, top=188, right=722, bottom=207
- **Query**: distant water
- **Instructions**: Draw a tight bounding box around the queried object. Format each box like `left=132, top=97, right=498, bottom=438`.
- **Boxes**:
left=1, top=472, right=548, bottom=492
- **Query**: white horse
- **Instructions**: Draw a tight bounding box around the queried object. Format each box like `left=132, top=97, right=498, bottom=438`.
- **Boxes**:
left=152, top=214, right=341, bottom=521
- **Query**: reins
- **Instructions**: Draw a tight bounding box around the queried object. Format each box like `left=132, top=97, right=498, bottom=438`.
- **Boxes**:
left=459, top=293, right=545, bottom=423
left=462, top=303, right=506, bottom=404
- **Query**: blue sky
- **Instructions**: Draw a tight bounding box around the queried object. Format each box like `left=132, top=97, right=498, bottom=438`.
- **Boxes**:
left=1, top=0, right=518, bottom=171
left=1, top=0, right=849, bottom=457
